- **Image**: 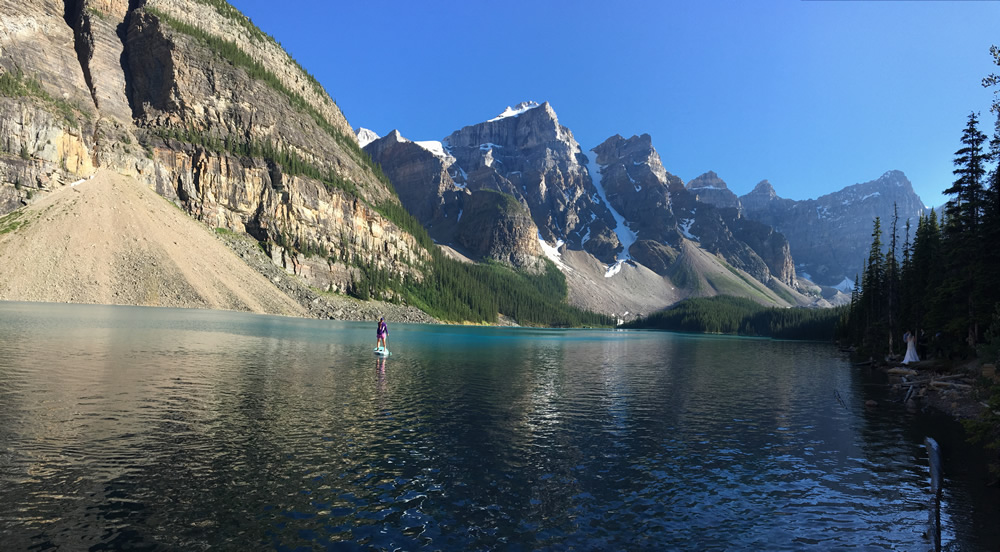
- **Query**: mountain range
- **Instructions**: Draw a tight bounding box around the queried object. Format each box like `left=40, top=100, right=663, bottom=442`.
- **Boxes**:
left=361, top=101, right=927, bottom=316
left=0, top=0, right=929, bottom=323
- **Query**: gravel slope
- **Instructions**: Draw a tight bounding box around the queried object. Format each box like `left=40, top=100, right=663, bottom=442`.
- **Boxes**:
left=0, top=170, right=308, bottom=315
left=0, top=170, right=438, bottom=326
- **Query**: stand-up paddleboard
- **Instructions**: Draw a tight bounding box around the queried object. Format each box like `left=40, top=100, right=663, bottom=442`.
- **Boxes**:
left=373, top=347, right=391, bottom=356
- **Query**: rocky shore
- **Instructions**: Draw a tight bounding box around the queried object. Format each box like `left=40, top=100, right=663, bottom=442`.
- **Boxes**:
left=878, top=358, right=988, bottom=420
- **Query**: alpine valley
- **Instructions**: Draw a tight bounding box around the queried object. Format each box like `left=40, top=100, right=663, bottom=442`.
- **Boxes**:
left=0, top=0, right=928, bottom=324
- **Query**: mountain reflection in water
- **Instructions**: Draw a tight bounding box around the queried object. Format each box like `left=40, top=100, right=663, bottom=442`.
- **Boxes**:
left=1, top=301, right=998, bottom=550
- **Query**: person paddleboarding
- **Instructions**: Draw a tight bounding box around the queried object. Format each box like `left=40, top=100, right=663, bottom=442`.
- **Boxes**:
left=375, top=316, right=388, bottom=353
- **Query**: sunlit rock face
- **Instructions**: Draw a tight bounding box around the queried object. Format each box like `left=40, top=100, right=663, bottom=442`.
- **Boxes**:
left=442, top=101, right=622, bottom=263
left=0, top=0, right=429, bottom=295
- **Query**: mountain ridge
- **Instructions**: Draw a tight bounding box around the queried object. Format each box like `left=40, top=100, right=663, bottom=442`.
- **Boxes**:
left=738, top=169, right=925, bottom=287
left=364, top=107, right=820, bottom=317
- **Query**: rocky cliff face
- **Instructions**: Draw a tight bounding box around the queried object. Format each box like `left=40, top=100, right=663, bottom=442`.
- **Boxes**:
left=362, top=129, right=542, bottom=271
left=588, top=134, right=797, bottom=288
left=455, top=189, right=542, bottom=270
left=589, top=133, right=681, bottom=244
left=443, top=101, right=622, bottom=263
left=364, top=102, right=616, bottom=269
left=363, top=130, right=464, bottom=239
left=0, top=0, right=427, bottom=297
left=740, top=170, right=926, bottom=287
left=686, top=171, right=742, bottom=211
left=740, top=180, right=791, bottom=213
left=0, top=0, right=98, bottom=211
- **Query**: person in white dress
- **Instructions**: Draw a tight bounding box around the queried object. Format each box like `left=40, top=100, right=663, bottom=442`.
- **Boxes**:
left=902, top=330, right=920, bottom=365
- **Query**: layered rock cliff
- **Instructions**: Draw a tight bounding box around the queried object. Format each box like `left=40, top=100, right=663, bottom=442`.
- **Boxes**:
left=0, top=0, right=428, bottom=298
left=0, top=0, right=98, bottom=211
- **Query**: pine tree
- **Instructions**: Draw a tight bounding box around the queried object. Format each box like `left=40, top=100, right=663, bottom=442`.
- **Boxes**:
left=858, top=217, right=886, bottom=349
left=945, top=112, right=988, bottom=234
left=886, top=204, right=901, bottom=352
left=943, top=113, right=989, bottom=347
left=981, top=113, right=1000, bottom=327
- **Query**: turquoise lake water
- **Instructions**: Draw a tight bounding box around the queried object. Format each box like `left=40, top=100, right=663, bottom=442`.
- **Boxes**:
left=1, top=301, right=998, bottom=550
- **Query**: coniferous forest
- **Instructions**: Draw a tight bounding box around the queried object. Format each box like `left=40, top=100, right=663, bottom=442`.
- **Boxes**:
left=841, top=46, right=1000, bottom=465
left=624, top=296, right=842, bottom=341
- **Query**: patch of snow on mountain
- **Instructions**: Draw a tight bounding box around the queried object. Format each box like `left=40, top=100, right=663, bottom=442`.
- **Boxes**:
left=356, top=127, right=380, bottom=148
left=580, top=225, right=591, bottom=246
left=679, top=213, right=698, bottom=241
left=489, top=101, right=541, bottom=122
left=817, top=205, right=830, bottom=219
left=538, top=234, right=567, bottom=270
left=861, top=191, right=881, bottom=201
left=415, top=140, right=449, bottom=159
left=586, top=146, right=637, bottom=278
left=451, top=165, right=468, bottom=190
left=834, top=277, right=855, bottom=292
left=626, top=170, right=641, bottom=192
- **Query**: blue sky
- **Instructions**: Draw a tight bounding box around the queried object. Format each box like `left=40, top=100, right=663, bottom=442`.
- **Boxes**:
left=228, top=0, right=1000, bottom=206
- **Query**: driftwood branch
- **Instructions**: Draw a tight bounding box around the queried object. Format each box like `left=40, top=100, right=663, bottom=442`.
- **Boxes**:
left=929, top=380, right=973, bottom=391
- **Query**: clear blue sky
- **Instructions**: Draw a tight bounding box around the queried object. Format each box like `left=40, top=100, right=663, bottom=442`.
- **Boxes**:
left=228, top=0, right=1000, bottom=206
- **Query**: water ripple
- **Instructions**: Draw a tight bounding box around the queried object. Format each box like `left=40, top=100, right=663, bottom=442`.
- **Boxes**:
left=1, top=304, right=998, bottom=550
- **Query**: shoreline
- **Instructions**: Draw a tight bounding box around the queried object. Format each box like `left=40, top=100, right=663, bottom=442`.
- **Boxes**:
left=872, top=358, right=987, bottom=420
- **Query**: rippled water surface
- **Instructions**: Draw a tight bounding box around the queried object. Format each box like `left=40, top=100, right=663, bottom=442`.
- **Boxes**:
left=2, top=302, right=999, bottom=550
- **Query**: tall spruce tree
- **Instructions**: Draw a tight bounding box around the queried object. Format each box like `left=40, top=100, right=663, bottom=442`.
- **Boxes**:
left=982, top=90, right=1000, bottom=326
left=886, top=205, right=901, bottom=352
left=859, top=217, right=886, bottom=348
left=945, top=112, right=988, bottom=233
left=943, top=113, right=989, bottom=346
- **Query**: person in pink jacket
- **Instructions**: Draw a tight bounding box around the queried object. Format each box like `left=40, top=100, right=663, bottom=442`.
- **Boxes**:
left=376, top=316, right=388, bottom=352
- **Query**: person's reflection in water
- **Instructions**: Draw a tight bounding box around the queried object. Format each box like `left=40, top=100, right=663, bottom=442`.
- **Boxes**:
left=376, top=356, right=386, bottom=392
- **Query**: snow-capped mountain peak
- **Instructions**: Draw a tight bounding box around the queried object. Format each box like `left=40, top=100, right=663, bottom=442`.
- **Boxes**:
left=356, top=127, right=380, bottom=148
left=489, top=101, right=541, bottom=122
